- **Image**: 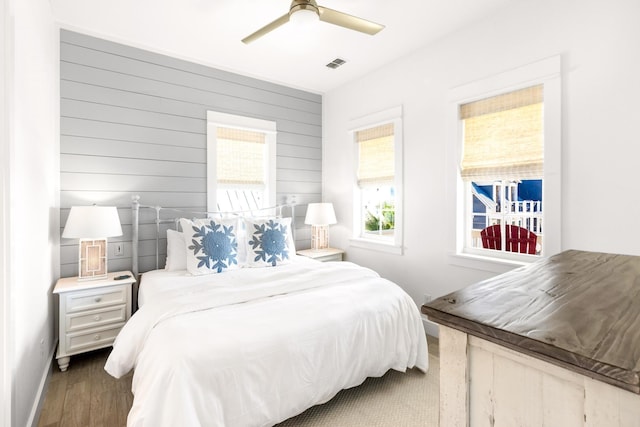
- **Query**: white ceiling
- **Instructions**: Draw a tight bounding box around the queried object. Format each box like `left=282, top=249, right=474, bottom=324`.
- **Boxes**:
left=51, top=0, right=514, bottom=94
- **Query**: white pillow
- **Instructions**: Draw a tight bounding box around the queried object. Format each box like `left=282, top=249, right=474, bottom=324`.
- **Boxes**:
left=180, top=217, right=240, bottom=275
left=165, top=229, right=187, bottom=271
left=236, top=228, right=247, bottom=265
left=244, top=217, right=294, bottom=267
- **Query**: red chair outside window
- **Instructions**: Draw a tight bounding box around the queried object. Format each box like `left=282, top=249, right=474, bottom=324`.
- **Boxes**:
left=480, top=224, right=537, bottom=254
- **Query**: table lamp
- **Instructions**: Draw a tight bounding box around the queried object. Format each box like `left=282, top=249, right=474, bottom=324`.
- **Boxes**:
left=304, top=203, right=337, bottom=250
left=62, top=205, right=123, bottom=280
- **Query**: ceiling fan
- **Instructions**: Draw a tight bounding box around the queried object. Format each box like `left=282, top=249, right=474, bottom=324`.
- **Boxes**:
left=242, top=0, right=385, bottom=44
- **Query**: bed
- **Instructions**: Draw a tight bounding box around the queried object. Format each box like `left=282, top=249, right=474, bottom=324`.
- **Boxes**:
left=105, top=198, right=428, bottom=427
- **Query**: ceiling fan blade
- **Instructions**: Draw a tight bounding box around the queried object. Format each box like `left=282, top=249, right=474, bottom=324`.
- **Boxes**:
left=242, top=13, right=290, bottom=44
left=317, top=6, right=384, bottom=35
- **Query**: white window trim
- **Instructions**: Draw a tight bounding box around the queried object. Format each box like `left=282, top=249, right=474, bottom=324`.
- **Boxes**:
left=446, top=56, right=562, bottom=272
left=206, top=111, right=277, bottom=211
left=348, top=106, right=404, bottom=255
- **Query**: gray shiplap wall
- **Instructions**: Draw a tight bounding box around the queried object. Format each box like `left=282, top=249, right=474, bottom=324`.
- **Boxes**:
left=60, top=30, right=322, bottom=276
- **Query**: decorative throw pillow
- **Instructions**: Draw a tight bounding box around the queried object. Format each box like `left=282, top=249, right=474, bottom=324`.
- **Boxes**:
left=165, top=229, right=187, bottom=271
left=244, top=217, right=293, bottom=267
left=180, top=217, right=239, bottom=275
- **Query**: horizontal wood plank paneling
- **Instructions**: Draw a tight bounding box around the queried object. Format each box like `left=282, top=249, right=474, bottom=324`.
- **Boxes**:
left=60, top=191, right=206, bottom=209
left=61, top=154, right=205, bottom=177
left=60, top=30, right=320, bottom=105
left=61, top=117, right=205, bottom=148
left=61, top=42, right=321, bottom=114
left=61, top=136, right=206, bottom=162
left=277, top=144, right=322, bottom=159
left=277, top=157, right=321, bottom=171
left=61, top=28, right=321, bottom=274
left=60, top=62, right=321, bottom=127
left=277, top=169, right=322, bottom=183
left=61, top=173, right=206, bottom=192
left=61, top=98, right=206, bottom=134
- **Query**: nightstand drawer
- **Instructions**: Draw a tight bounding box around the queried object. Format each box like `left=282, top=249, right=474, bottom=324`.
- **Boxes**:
left=297, top=248, right=344, bottom=262
left=65, top=285, right=128, bottom=313
left=66, top=304, right=127, bottom=332
left=66, top=324, right=124, bottom=353
left=315, top=253, right=343, bottom=262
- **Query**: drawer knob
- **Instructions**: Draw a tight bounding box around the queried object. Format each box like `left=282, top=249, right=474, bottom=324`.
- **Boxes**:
left=93, top=315, right=101, bottom=321
left=94, top=334, right=101, bottom=341
left=94, top=297, right=102, bottom=303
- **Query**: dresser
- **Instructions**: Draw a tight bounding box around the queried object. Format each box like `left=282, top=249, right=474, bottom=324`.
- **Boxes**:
left=53, top=271, right=135, bottom=371
left=422, top=250, right=640, bottom=426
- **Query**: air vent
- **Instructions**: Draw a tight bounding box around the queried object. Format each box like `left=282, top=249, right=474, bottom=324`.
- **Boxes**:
left=326, top=58, right=347, bottom=69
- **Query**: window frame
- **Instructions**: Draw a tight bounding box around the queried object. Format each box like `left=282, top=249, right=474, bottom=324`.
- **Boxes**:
left=206, top=111, right=277, bottom=211
left=447, top=56, right=562, bottom=271
left=349, top=106, right=404, bottom=255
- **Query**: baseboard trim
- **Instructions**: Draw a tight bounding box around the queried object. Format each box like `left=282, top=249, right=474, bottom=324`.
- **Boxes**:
left=422, top=315, right=439, bottom=338
left=27, top=344, right=55, bottom=427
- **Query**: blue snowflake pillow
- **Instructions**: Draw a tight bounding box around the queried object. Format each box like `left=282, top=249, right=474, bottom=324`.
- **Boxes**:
left=244, top=217, right=294, bottom=268
left=179, top=218, right=239, bottom=275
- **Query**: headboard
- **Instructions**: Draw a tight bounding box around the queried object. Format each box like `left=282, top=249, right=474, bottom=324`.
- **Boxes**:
left=131, top=195, right=297, bottom=278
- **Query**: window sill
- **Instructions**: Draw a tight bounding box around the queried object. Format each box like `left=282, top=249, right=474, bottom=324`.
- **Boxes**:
left=447, top=250, right=535, bottom=274
left=349, top=238, right=403, bottom=255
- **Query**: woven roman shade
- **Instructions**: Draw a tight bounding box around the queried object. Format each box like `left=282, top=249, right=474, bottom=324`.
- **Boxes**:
left=356, top=123, right=395, bottom=187
left=460, top=85, right=544, bottom=181
left=216, top=127, right=265, bottom=187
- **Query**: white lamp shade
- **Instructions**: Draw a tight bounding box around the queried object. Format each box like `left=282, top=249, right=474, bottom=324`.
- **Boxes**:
left=62, top=206, right=123, bottom=239
left=304, top=203, right=337, bottom=225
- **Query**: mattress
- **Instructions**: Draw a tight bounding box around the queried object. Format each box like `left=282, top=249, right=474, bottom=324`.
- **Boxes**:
left=106, top=258, right=428, bottom=427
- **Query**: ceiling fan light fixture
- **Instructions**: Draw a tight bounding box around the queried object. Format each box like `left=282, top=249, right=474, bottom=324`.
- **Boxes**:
left=241, top=0, right=384, bottom=44
left=289, top=4, right=319, bottom=25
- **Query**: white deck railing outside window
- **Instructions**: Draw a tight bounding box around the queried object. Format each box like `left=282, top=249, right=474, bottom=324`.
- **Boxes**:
left=472, top=200, right=543, bottom=250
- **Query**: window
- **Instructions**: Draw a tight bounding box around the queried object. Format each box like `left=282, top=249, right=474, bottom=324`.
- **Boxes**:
left=462, top=85, right=544, bottom=255
left=350, top=107, right=403, bottom=254
left=448, top=56, right=561, bottom=268
left=206, top=111, right=276, bottom=211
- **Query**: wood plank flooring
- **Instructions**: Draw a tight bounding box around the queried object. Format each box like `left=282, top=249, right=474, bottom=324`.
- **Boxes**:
left=37, top=336, right=438, bottom=427
left=37, top=349, right=133, bottom=427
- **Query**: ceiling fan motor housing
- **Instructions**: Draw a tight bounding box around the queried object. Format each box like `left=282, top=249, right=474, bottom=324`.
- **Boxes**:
left=290, top=0, right=320, bottom=17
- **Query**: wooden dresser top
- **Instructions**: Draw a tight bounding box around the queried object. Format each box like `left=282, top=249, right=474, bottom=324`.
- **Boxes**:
left=422, top=249, right=640, bottom=394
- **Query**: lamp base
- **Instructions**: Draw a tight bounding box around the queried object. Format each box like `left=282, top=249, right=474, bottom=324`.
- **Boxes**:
left=310, top=225, right=329, bottom=250
left=78, top=238, right=108, bottom=281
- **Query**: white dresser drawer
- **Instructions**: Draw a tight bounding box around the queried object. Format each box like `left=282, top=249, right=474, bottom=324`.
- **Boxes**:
left=66, top=304, right=127, bottom=332
left=65, top=285, right=128, bottom=313
left=66, top=324, right=124, bottom=353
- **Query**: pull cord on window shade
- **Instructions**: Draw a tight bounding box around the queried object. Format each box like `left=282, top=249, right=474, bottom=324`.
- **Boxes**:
left=356, top=123, right=395, bottom=187
left=460, top=85, right=544, bottom=181
left=216, top=127, right=265, bottom=187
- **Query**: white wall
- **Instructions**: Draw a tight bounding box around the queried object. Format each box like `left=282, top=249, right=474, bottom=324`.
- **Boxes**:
left=323, top=0, right=640, bottom=322
left=1, top=0, right=11, bottom=424
left=5, top=0, right=58, bottom=426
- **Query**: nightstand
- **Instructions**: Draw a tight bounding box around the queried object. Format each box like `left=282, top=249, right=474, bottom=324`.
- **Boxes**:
left=53, top=271, right=135, bottom=371
left=296, top=248, right=344, bottom=262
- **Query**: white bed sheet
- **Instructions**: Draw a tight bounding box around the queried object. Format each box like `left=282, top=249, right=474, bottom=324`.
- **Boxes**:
left=137, top=256, right=318, bottom=308
left=106, top=258, right=428, bottom=427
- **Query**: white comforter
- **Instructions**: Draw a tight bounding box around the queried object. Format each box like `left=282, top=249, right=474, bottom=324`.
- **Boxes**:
left=105, top=259, right=428, bottom=427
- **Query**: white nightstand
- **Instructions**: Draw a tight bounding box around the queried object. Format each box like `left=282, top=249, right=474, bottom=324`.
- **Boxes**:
left=53, top=271, right=135, bottom=371
left=296, top=248, right=345, bottom=262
